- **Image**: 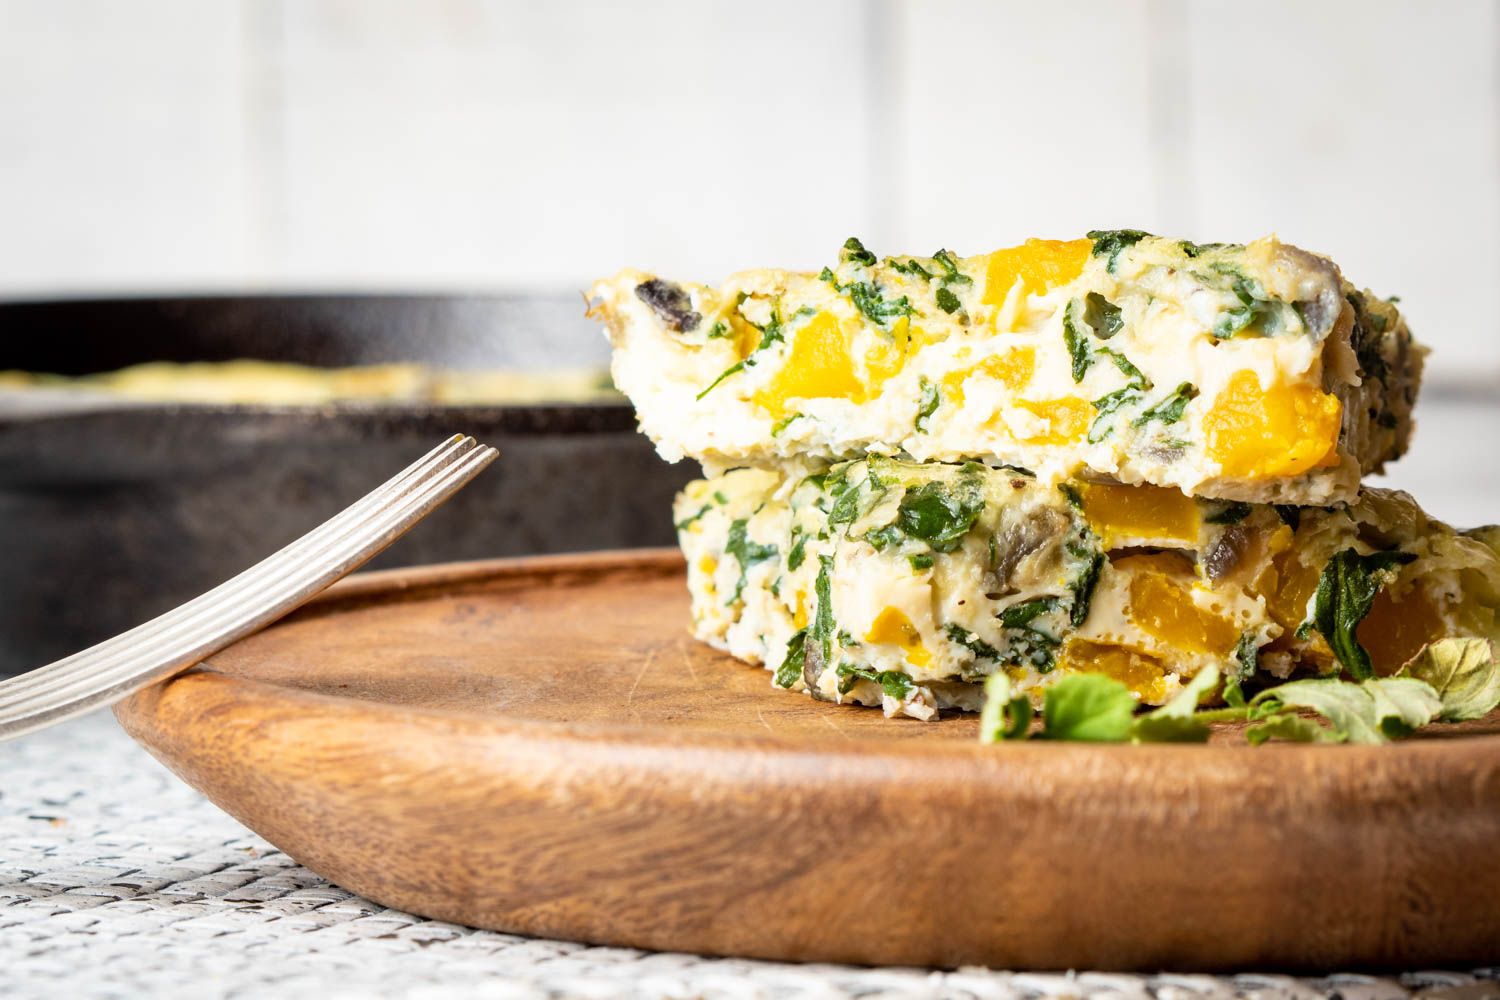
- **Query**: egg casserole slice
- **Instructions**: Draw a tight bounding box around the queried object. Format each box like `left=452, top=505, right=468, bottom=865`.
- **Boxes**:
left=592, top=233, right=1423, bottom=506
left=676, top=458, right=1499, bottom=721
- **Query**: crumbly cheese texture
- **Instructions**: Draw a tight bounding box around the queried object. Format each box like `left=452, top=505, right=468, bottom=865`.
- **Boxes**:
left=676, top=459, right=1499, bottom=720
left=592, top=233, right=1424, bottom=505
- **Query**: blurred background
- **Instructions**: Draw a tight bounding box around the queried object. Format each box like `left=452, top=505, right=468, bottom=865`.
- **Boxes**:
left=1, top=0, right=1498, bottom=667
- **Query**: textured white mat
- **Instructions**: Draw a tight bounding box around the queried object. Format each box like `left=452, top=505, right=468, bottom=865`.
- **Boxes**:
left=0, top=710, right=1495, bottom=1000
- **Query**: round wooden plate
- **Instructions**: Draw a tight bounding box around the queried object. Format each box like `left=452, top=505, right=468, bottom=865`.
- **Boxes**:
left=115, top=549, right=1500, bottom=972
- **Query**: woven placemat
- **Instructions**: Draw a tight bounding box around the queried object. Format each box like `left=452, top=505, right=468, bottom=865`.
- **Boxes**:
left=0, top=710, right=1495, bottom=1000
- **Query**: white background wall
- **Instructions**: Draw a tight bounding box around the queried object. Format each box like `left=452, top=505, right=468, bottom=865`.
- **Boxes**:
left=1, top=0, right=1498, bottom=389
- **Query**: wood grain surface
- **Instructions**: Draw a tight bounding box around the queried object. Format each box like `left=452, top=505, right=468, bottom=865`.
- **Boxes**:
left=114, top=549, right=1500, bottom=971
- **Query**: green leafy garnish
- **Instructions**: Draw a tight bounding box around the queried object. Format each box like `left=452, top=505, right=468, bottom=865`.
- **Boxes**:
left=775, top=629, right=807, bottom=688
left=1086, top=229, right=1151, bottom=273
left=1132, top=382, right=1198, bottom=428
left=976, top=641, right=1500, bottom=747
left=1402, top=638, right=1500, bottom=721
left=1129, top=665, right=1222, bottom=743
left=908, top=553, right=934, bottom=571
left=1247, top=677, right=1441, bottom=745
left=979, top=673, right=1032, bottom=742
left=724, top=519, right=778, bottom=604
left=706, top=320, right=730, bottom=339
left=1297, top=547, right=1416, bottom=679
left=1039, top=675, right=1137, bottom=741
left=935, top=286, right=962, bottom=314
left=915, top=377, right=940, bottom=432
left=675, top=505, right=711, bottom=531
left=1098, top=348, right=1147, bottom=388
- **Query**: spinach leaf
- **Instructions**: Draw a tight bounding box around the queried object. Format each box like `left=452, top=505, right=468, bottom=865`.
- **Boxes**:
left=786, top=530, right=808, bottom=571
left=1205, top=501, right=1253, bottom=525
left=1081, top=291, right=1123, bottom=338
left=770, top=413, right=803, bottom=436
left=1088, top=387, right=1140, bottom=442
left=1098, top=348, right=1148, bottom=388
left=1273, top=504, right=1302, bottom=531
left=1212, top=276, right=1281, bottom=338
left=999, top=597, right=1061, bottom=629
left=935, top=285, right=962, bottom=314
left=908, top=553, right=934, bottom=571
left=932, top=249, right=972, bottom=285
left=1086, top=229, right=1151, bottom=273
left=944, top=623, right=1000, bottom=661
left=915, top=377, right=940, bottom=432
left=1068, top=550, right=1106, bottom=626
left=1132, top=382, right=1198, bottom=427
left=697, top=300, right=788, bottom=398
left=1297, top=547, right=1417, bottom=679
left=887, top=257, right=934, bottom=281
left=1062, top=303, right=1092, bottom=382
left=840, top=236, right=877, bottom=266
left=820, top=268, right=915, bottom=327
left=1179, top=240, right=1226, bottom=258
left=810, top=554, right=837, bottom=667
left=724, top=519, right=778, bottom=604
left=836, top=663, right=914, bottom=699
left=894, top=480, right=986, bottom=553
left=675, top=505, right=711, bottom=531
left=706, top=320, right=730, bottom=339
left=775, top=629, right=807, bottom=688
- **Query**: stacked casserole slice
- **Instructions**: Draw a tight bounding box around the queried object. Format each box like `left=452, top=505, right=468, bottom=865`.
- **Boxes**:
left=591, top=233, right=1500, bottom=720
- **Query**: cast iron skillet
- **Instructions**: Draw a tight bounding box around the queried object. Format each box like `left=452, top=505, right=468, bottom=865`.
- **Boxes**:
left=0, top=295, right=693, bottom=675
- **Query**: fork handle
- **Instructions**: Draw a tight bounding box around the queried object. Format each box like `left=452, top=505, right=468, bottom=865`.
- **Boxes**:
left=0, top=436, right=496, bottom=741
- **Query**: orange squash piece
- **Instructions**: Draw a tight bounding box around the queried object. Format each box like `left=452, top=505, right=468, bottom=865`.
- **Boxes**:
left=982, top=239, right=1093, bottom=305
left=1204, top=370, right=1342, bottom=479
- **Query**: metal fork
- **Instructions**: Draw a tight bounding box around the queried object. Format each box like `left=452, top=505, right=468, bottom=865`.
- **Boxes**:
left=0, top=434, right=497, bottom=742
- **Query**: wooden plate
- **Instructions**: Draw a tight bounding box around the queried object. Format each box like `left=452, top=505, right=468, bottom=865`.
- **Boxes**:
left=115, top=549, right=1500, bottom=972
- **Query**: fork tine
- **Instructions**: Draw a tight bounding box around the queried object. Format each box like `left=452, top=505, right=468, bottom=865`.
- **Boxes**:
left=0, top=439, right=496, bottom=740
left=0, top=436, right=478, bottom=707
left=0, top=440, right=489, bottom=712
